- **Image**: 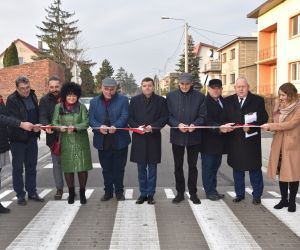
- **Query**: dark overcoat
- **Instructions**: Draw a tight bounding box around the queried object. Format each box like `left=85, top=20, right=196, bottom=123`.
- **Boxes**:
left=128, top=94, right=168, bottom=164
left=201, top=94, right=226, bottom=155
left=223, top=92, right=268, bottom=171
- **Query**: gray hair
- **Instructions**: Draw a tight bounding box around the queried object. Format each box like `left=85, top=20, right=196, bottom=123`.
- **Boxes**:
left=15, top=76, right=29, bottom=87
left=235, top=76, right=249, bottom=86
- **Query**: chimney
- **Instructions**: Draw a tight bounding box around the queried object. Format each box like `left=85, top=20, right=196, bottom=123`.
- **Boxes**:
left=38, top=41, right=43, bottom=50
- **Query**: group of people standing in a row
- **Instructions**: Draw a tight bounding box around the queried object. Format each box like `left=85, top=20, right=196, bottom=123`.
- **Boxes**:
left=0, top=72, right=299, bottom=215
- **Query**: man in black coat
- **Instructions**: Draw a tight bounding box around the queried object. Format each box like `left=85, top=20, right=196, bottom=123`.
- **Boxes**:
left=0, top=95, right=33, bottom=213
left=167, top=73, right=206, bottom=204
left=220, top=77, right=268, bottom=204
left=201, top=79, right=226, bottom=201
left=6, top=76, right=44, bottom=206
left=129, top=77, right=168, bottom=204
left=39, top=76, right=64, bottom=200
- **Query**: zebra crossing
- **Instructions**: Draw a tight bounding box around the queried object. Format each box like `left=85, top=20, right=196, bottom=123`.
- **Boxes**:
left=0, top=187, right=300, bottom=250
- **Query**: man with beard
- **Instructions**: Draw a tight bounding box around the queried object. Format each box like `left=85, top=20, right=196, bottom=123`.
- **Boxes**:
left=39, top=76, right=64, bottom=200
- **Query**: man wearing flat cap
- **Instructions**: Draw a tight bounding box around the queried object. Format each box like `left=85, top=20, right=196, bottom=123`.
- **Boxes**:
left=89, top=77, right=131, bottom=201
left=200, top=79, right=226, bottom=201
left=166, top=72, right=206, bottom=204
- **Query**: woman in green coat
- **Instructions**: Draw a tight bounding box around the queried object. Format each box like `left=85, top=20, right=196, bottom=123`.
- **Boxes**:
left=52, top=82, right=92, bottom=204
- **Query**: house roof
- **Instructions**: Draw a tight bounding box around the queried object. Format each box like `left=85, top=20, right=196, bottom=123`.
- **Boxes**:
left=0, top=38, right=40, bottom=57
left=247, top=0, right=285, bottom=18
left=217, top=37, right=257, bottom=52
left=193, top=42, right=219, bottom=55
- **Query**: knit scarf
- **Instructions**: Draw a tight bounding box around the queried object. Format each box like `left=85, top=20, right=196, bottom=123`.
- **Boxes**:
left=279, top=100, right=300, bottom=122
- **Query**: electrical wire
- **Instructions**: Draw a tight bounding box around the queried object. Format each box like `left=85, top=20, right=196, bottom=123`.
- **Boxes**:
left=191, top=26, right=239, bottom=37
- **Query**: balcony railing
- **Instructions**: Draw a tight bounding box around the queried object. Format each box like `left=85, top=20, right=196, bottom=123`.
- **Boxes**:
left=258, top=46, right=277, bottom=61
left=204, top=61, right=221, bottom=72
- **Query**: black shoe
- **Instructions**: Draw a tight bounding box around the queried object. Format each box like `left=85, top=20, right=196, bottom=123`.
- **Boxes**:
left=28, top=193, right=44, bottom=202
left=288, top=202, right=296, bottom=212
left=217, top=193, right=225, bottom=199
left=207, top=194, right=221, bottom=201
left=68, top=187, right=75, bottom=204
left=233, top=196, right=245, bottom=203
left=136, top=196, right=147, bottom=204
left=17, top=197, right=27, bottom=206
left=116, top=193, right=125, bottom=201
left=273, top=199, right=288, bottom=209
left=252, top=198, right=261, bottom=205
left=190, top=194, right=201, bottom=204
left=147, top=196, right=155, bottom=205
left=0, top=203, right=10, bottom=213
left=172, top=193, right=184, bottom=204
left=101, top=193, right=113, bottom=201
left=80, top=188, right=86, bottom=204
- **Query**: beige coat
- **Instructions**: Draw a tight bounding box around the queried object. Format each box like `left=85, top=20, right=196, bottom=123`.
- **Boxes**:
left=267, top=104, right=300, bottom=181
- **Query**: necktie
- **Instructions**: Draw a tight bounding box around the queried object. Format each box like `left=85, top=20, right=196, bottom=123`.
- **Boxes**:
left=218, top=98, right=223, bottom=108
left=239, top=97, right=244, bottom=108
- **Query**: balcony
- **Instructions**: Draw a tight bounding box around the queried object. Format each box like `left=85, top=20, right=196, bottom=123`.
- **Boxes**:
left=258, top=46, right=277, bottom=64
left=203, top=61, right=221, bottom=72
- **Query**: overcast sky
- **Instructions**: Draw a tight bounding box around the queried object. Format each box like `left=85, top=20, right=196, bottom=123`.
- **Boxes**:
left=0, top=0, right=265, bottom=82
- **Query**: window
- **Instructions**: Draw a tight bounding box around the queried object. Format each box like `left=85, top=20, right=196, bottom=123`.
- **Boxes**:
left=222, top=53, right=226, bottom=63
left=18, top=57, right=24, bottom=64
left=230, top=73, right=235, bottom=84
left=222, top=75, right=226, bottom=85
left=291, top=61, right=300, bottom=81
left=230, top=49, right=235, bottom=60
left=291, top=14, right=300, bottom=37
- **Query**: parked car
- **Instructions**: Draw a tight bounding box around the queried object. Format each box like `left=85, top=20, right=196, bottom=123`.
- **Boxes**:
left=79, top=97, right=93, bottom=110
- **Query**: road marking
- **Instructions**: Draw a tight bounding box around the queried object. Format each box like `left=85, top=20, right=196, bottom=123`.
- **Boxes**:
left=38, top=189, right=52, bottom=198
left=1, top=201, right=12, bottom=208
left=62, top=189, right=94, bottom=200
left=0, top=190, right=13, bottom=200
left=245, top=187, right=253, bottom=195
left=262, top=199, right=300, bottom=237
left=62, top=193, right=69, bottom=200
left=267, top=191, right=281, bottom=198
left=44, top=163, right=101, bottom=168
left=6, top=201, right=81, bottom=250
left=125, top=188, right=133, bottom=199
left=187, top=196, right=261, bottom=250
left=164, top=188, right=175, bottom=199
left=227, top=191, right=236, bottom=198
left=109, top=200, right=160, bottom=250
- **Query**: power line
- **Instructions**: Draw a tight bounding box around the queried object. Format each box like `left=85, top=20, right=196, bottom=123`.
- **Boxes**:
left=190, top=27, right=222, bottom=46
left=87, top=26, right=182, bottom=49
left=191, top=26, right=239, bottom=37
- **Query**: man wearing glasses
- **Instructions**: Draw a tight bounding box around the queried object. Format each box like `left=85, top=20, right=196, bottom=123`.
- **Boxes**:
left=6, top=76, right=44, bottom=206
left=166, top=73, right=206, bottom=204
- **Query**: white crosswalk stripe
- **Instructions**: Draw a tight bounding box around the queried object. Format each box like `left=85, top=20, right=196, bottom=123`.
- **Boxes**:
left=0, top=190, right=13, bottom=200
left=262, top=199, right=300, bottom=237
left=124, top=188, right=133, bottom=199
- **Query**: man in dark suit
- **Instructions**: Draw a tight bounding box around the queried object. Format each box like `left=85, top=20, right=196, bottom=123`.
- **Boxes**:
left=220, top=77, right=268, bottom=204
left=201, top=79, right=226, bottom=201
left=128, top=77, right=168, bottom=205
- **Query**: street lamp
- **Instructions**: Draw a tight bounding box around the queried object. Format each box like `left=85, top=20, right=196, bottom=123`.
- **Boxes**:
left=161, top=16, right=189, bottom=73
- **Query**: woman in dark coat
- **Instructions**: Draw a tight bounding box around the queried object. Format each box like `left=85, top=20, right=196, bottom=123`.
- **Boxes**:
left=128, top=77, right=168, bottom=204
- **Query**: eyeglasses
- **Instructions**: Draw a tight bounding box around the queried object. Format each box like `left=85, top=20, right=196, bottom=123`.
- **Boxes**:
left=18, top=86, right=30, bottom=92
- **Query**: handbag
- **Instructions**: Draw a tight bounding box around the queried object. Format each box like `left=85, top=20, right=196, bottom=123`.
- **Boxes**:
left=51, top=135, right=61, bottom=156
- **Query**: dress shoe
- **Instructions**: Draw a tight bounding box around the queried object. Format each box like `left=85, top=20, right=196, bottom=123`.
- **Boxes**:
left=0, top=203, right=10, bottom=213
left=147, top=196, right=155, bottom=205
left=273, top=199, right=288, bottom=209
left=288, top=202, right=296, bottom=212
left=54, top=189, right=63, bottom=200
left=101, top=193, right=113, bottom=201
left=217, top=193, right=225, bottom=199
left=207, top=194, right=221, bottom=201
left=136, top=196, right=147, bottom=204
left=28, top=193, right=44, bottom=202
left=172, top=193, right=184, bottom=204
left=252, top=198, right=261, bottom=205
left=17, top=197, right=27, bottom=206
left=116, top=193, right=125, bottom=201
left=190, top=194, right=201, bottom=204
left=233, top=196, right=245, bottom=203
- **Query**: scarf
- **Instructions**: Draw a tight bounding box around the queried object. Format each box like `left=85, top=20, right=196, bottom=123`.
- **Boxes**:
left=279, top=100, right=300, bottom=122
left=64, top=101, right=75, bottom=111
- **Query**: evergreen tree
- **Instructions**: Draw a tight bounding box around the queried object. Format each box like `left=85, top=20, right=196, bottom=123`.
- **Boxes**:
left=3, top=42, right=19, bottom=67
left=176, top=35, right=201, bottom=90
left=115, top=67, right=138, bottom=95
left=80, top=65, right=95, bottom=96
left=95, top=59, right=114, bottom=85
left=115, top=67, right=127, bottom=93
left=127, top=73, right=138, bottom=95
left=36, top=0, right=93, bottom=75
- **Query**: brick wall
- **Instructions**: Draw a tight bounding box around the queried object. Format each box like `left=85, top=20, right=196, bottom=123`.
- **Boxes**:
left=0, top=59, right=65, bottom=101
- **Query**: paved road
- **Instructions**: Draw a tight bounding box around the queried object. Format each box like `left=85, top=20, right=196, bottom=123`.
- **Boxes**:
left=0, top=129, right=299, bottom=250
